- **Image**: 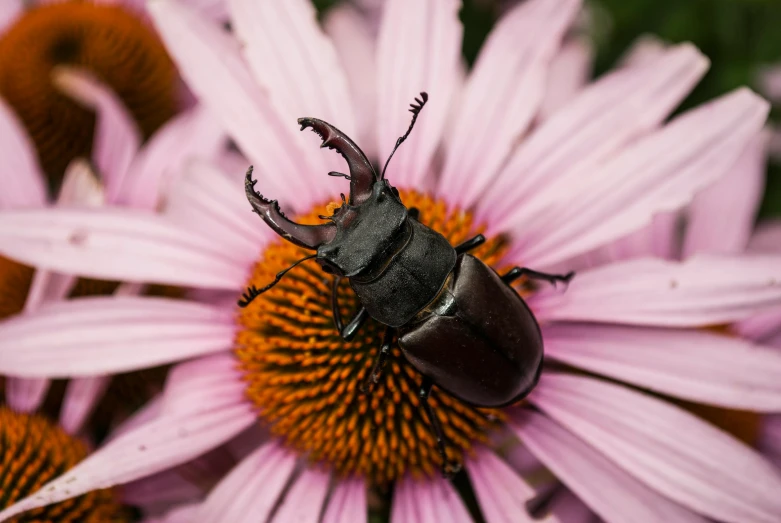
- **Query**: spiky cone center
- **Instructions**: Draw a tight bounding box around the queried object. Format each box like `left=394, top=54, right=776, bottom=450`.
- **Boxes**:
left=0, top=406, right=128, bottom=522
left=0, top=1, right=177, bottom=187
left=235, top=190, right=525, bottom=485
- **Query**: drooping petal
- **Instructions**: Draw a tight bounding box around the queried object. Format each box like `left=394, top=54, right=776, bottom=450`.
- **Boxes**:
left=195, top=441, right=297, bottom=523
left=228, top=0, right=356, bottom=136
left=322, top=477, right=367, bottom=523
left=465, top=447, right=541, bottom=523
left=546, top=489, right=594, bottom=523
left=163, top=159, right=270, bottom=266
left=5, top=378, right=50, bottom=413
left=271, top=468, right=330, bottom=523
left=543, top=323, right=781, bottom=410
left=59, top=376, right=112, bottom=434
left=375, top=0, right=462, bottom=188
left=53, top=68, right=141, bottom=204
left=512, top=410, right=705, bottom=523
left=0, top=207, right=247, bottom=289
left=734, top=306, right=781, bottom=345
left=0, top=97, right=47, bottom=208
left=119, top=105, right=225, bottom=210
left=748, top=220, right=781, bottom=253
left=147, top=0, right=321, bottom=212
left=391, top=475, right=472, bottom=523
left=0, top=354, right=255, bottom=521
left=323, top=5, right=378, bottom=160
left=479, top=43, right=708, bottom=231
left=532, top=255, right=781, bottom=327
left=537, top=36, right=594, bottom=121
left=529, top=373, right=781, bottom=523
left=513, top=88, right=769, bottom=267
left=0, top=296, right=236, bottom=377
left=683, top=132, right=769, bottom=256
left=438, top=0, right=581, bottom=206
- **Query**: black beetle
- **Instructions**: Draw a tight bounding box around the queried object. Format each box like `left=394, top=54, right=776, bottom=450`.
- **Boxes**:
left=239, top=93, right=573, bottom=476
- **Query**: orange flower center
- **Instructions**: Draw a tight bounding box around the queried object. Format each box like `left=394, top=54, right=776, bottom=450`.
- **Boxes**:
left=236, top=191, right=510, bottom=485
left=0, top=1, right=177, bottom=188
left=0, top=406, right=127, bottom=522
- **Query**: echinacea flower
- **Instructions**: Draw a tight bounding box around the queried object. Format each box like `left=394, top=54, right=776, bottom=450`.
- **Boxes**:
left=2, top=0, right=781, bottom=521
left=0, top=67, right=223, bottom=432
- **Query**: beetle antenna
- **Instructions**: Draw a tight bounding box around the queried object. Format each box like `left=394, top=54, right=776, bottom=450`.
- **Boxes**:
left=380, top=91, right=428, bottom=180
left=237, top=253, right=318, bottom=308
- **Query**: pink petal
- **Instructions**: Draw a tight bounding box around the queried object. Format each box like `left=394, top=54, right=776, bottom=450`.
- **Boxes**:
left=195, top=441, right=297, bottom=522
left=513, top=88, right=769, bottom=267
left=323, top=5, right=378, bottom=160
left=376, top=0, right=462, bottom=188
left=748, top=220, right=781, bottom=253
left=271, top=468, right=330, bottom=523
left=147, top=0, right=322, bottom=212
left=465, top=447, right=540, bottom=522
left=683, top=132, right=769, bottom=256
left=322, top=477, right=367, bottom=523
left=734, top=306, right=781, bottom=346
left=0, top=97, right=47, bottom=208
left=59, top=375, right=112, bottom=434
left=758, top=64, right=781, bottom=102
left=438, top=0, right=581, bottom=206
left=479, top=43, right=708, bottom=231
left=543, top=323, right=781, bottom=410
left=0, top=355, right=255, bottom=521
left=532, top=255, right=781, bottom=327
left=512, top=410, right=705, bottom=523
left=546, top=489, right=594, bottom=523
left=228, top=0, right=356, bottom=136
left=0, top=207, right=247, bottom=289
left=530, top=373, right=781, bottom=522
left=119, top=105, right=225, bottom=210
left=619, top=34, right=667, bottom=66
left=0, top=296, right=236, bottom=377
left=537, top=36, right=594, bottom=121
left=760, top=415, right=781, bottom=467
left=56, top=159, right=105, bottom=207
left=53, top=68, right=141, bottom=204
left=5, top=378, right=50, bottom=413
left=163, top=159, right=269, bottom=266
left=0, top=0, right=22, bottom=32
left=391, top=475, right=472, bottom=523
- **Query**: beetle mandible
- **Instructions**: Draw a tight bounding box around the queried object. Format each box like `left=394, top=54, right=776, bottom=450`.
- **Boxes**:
left=238, top=92, right=574, bottom=476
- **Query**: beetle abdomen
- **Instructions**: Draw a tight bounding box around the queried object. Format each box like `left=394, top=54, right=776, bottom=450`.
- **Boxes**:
left=398, top=254, right=543, bottom=407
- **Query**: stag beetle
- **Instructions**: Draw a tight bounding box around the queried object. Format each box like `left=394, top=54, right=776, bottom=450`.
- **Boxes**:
left=239, top=93, right=573, bottom=476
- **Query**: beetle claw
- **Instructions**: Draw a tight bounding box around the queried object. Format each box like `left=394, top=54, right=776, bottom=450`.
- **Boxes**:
left=441, top=460, right=462, bottom=479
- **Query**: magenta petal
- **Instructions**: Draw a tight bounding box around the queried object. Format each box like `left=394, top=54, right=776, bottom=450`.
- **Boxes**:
left=59, top=375, right=112, bottom=434
left=271, top=468, right=330, bottom=523
left=0, top=356, right=255, bottom=521
left=532, top=255, right=781, bottom=327
left=748, top=220, right=781, bottom=253
left=734, top=306, right=781, bottom=346
left=0, top=296, right=236, bottom=377
left=195, top=441, right=297, bottom=522
left=538, top=37, right=594, bottom=121
left=391, top=475, right=471, bottom=523
left=530, top=373, right=781, bottom=522
left=322, top=477, right=367, bottom=523
left=376, top=0, right=462, bottom=188
left=0, top=207, right=247, bottom=289
left=466, top=447, right=539, bottom=522
left=5, top=377, right=50, bottom=413
left=543, top=323, right=781, bottom=410
left=0, top=97, right=47, bottom=209
left=53, top=68, right=141, bottom=203
left=438, top=0, right=581, bottom=207
left=147, top=0, right=321, bottom=211
left=512, top=410, right=705, bottom=523
left=546, top=489, right=594, bottom=523
left=683, top=132, right=769, bottom=256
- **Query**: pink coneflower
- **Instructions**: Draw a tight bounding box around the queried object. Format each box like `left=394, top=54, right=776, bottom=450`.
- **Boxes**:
left=2, top=0, right=781, bottom=521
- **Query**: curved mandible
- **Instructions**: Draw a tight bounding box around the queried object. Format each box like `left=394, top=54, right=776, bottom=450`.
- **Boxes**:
left=298, top=118, right=377, bottom=205
left=244, top=167, right=336, bottom=250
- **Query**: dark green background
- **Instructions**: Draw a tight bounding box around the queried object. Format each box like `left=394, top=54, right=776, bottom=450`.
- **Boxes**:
left=317, top=0, right=781, bottom=219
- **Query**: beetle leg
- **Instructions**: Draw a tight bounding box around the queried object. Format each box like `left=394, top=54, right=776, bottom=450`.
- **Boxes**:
left=408, top=207, right=420, bottom=221
left=331, top=277, right=370, bottom=341
left=454, top=234, right=486, bottom=255
left=502, top=267, right=575, bottom=287
left=419, top=376, right=462, bottom=478
left=360, top=326, right=395, bottom=394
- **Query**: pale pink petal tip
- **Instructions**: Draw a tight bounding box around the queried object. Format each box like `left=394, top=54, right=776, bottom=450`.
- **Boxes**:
left=57, top=160, right=105, bottom=207
left=0, top=355, right=254, bottom=521
left=530, top=373, right=781, bottom=523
